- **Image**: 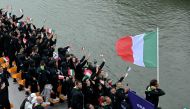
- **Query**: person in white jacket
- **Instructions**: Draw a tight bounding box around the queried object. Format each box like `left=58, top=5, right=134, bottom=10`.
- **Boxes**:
left=24, top=93, right=38, bottom=109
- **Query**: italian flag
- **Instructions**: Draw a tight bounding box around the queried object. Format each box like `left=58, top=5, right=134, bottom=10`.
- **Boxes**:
left=26, top=17, right=32, bottom=22
left=68, top=69, right=75, bottom=76
left=58, top=75, right=64, bottom=79
left=3, top=57, right=9, bottom=62
left=84, top=69, right=92, bottom=78
left=115, top=31, right=157, bottom=67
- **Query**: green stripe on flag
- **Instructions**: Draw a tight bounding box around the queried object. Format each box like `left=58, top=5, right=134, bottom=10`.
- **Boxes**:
left=143, top=31, right=157, bottom=67
left=68, top=69, right=75, bottom=76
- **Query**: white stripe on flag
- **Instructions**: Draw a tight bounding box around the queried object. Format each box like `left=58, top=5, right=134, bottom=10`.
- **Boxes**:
left=131, top=34, right=145, bottom=67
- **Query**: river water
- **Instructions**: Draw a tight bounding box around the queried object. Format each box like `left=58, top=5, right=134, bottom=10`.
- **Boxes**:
left=1, top=0, right=190, bottom=108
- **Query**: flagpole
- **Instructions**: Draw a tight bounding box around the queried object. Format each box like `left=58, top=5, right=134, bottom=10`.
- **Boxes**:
left=157, top=27, right=159, bottom=83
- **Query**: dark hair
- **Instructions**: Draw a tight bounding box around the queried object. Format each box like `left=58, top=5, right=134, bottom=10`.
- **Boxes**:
left=150, top=79, right=158, bottom=86
left=75, top=80, right=82, bottom=86
left=40, top=60, right=45, bottom=66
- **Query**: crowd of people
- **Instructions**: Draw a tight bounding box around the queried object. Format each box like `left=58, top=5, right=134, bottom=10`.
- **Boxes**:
left=0, top=8, right=165, bottom=109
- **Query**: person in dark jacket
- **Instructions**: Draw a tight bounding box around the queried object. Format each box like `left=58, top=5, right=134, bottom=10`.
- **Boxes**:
left=47, top=59, right=59, bottom=96
left=0, top=67, right=10, bottom=109
left=29, top=75, right=39, bottom=93
left=67, top=76, right=75, bottom=108
left=8, top=35, right=20, bottom=67
left=101, top=96, right=112, bottom=109
left=82, top=78, right=96, bottom=106
left=37, top=61, right=49, bottom=93
left=145, top=79, right=165, bottom=109
left=115, top=82, right=126, bottom=109
left=109, top=87, right=117, bottom=109
left=70, top=80, right=84, bottom=109
left=69, top=54, right=90, bottom=81
left=12, top=14, right=24, bottom=23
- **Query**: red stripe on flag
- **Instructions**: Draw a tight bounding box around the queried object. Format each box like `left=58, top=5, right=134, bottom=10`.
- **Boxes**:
left=115, top=36, right=134, bottom=63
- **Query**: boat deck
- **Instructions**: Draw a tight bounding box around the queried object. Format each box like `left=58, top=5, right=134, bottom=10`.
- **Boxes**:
left=8, top=78, right=68, bottom=109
